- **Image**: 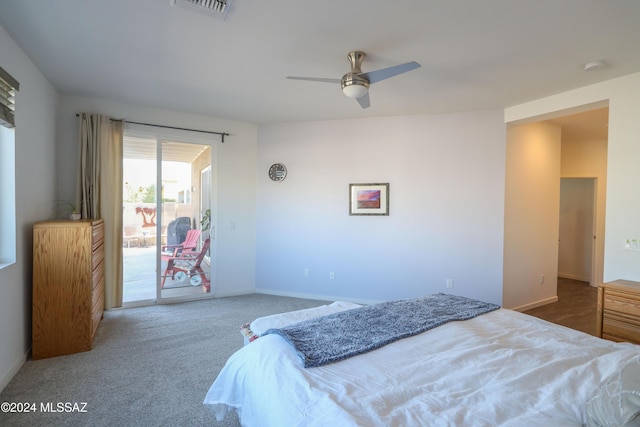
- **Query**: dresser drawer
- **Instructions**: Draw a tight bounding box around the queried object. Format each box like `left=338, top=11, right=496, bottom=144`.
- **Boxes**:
left=92, top=243, right=104, bottom=269
left=92, top=221, right=104, bottom=250
left=92, top=259, right=104, bottom=289
left=603, top=290, right=640, bottom=318
left=92, top=275, right=105, bottom=309
left=602, top=311, right=640, bottom=344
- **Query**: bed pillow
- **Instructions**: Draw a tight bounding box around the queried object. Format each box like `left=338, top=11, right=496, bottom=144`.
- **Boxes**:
left=585, top=356, right=640, bottom=426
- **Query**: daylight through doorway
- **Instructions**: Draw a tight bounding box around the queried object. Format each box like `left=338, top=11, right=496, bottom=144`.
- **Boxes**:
left=122, top=132, right=213, bottom=305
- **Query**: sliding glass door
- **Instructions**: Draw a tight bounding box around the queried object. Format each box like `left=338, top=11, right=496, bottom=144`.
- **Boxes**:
left=122, top=130, right=214, bottom=305
left=158, top=139, right=212, bottom=300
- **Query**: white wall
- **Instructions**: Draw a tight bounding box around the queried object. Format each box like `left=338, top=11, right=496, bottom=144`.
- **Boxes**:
left=0, top=25, right=59, bottom=390
left=503, top=122, right=561, bottom=310
left=256, top=111, right=506, bottom=306
left=505, top=72, right=640, bottom=285
left=56, top=96, right=258, bottom=297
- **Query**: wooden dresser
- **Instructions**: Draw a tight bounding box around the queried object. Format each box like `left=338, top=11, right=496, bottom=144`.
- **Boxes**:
left=597, top=279, right=640, bottom=344
left=32, top=219, right=105, bottom=359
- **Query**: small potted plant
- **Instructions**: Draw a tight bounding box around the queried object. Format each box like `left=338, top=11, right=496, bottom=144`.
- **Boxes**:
left=70, top=209, right=82, bottom=221
left=51, top=200, right=82, bottom=220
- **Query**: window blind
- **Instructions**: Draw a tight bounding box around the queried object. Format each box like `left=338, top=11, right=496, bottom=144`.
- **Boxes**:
left=0, top=67, right=20, bottom=128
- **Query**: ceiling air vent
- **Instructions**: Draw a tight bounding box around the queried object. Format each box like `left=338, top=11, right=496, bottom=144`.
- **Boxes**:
left=171, top=0, right=233, bottom=20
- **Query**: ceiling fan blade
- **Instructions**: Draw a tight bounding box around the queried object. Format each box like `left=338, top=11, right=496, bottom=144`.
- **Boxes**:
left=356, top=92, right=370, bottom=109
left=360, top=61, right=420, bottom=84
left=286, top=76, right=341, bottom=84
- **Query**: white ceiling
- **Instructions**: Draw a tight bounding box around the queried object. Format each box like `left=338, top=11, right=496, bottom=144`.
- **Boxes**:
left=0, top=0, right=637, bottom=130
left=124, top=135, right=209, bottom=162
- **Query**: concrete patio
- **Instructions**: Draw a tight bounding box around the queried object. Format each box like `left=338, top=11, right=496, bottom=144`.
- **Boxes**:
left=123, top=246, right=211, bottom=304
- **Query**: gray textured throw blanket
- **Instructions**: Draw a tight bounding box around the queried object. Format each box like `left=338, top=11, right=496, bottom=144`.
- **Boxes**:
left=264, top=293, right=500, bottom=368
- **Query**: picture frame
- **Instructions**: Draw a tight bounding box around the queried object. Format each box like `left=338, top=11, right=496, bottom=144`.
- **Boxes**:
left=349, top=183, right=389, bottom=216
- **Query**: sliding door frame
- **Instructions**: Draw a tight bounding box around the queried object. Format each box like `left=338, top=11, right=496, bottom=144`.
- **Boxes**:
left=123, top=124, right=218, bottom=305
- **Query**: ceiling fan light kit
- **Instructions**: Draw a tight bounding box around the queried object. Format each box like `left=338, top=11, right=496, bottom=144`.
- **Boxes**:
left=287, top=50, right=420, bottom=109
left=342, top=78, right=369, bottom=99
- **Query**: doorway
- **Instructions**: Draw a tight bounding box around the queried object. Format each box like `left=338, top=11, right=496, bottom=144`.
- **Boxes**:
left=122, top=130, right=214, bottom=305
left=558, top=178, right=596, bottom=286
left=503, top=105, right=608, bottom=309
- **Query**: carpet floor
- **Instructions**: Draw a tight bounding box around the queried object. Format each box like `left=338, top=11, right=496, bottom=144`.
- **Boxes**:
left=0, top=294, right=327, bottom=427
left=1, top=282, right=597, bottom=426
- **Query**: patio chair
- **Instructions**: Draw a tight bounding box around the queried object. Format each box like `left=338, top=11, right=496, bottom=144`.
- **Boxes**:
left=161, top=229, right=201, bottom=260
left=162, top=238, right=211, bottom=292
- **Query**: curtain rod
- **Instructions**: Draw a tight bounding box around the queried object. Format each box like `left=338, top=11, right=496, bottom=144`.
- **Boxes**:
left=76, top=114, right=229, bottom=142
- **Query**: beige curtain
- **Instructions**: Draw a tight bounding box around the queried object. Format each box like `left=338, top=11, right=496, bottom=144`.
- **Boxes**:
left=77, top=113, right=124, bottom=309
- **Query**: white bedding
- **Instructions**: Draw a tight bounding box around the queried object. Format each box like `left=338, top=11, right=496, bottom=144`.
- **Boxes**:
left=249, top=301, right=362, bottom=336
left=205, top=308, right=640, bottom=427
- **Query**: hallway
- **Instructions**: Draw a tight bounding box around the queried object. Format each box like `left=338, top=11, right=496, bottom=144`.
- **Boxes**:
left=523, top=278, right=598, bottom=336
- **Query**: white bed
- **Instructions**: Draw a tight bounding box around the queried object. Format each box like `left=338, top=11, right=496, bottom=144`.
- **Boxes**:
left=205, top=300, right=640, bottom=427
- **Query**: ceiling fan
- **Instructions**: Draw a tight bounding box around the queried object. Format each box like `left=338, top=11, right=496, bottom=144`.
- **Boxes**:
left=286, top=51, right=421, bottom=109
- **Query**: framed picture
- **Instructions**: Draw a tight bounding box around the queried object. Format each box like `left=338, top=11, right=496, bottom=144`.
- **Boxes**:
left=349, top=183, right=389, bottom=216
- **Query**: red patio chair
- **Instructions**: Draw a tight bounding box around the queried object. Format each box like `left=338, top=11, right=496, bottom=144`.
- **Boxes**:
left=161, top=229, right=201, bottom=261
left=162, top=238, right=211, bottom=292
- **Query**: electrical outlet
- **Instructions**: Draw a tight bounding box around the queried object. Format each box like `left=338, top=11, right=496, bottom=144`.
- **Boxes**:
left=539, top=274, right=545, bottom=285
left=446, top=279, right=454, bottom=289
left=329, top=272, right=335, bottom=280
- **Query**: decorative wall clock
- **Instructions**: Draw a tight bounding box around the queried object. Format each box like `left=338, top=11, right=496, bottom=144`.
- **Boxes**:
left=268, top=163, right=287, bottom=182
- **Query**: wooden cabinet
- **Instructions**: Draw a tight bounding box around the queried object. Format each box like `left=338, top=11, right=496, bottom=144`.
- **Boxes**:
left=597, top=279, right=640, bottom=344
left=32, top=219, right=105, bottom=359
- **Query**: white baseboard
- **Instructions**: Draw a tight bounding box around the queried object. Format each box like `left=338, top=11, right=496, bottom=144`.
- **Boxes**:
left=558, top=272, right=590, bottom=282
left=510, top=296, right=559, bottom=312
left=214, top=288, right=255, bottom=298
left=0, top=349, right=28, bottom=393
left=255, top=288, right=379, bottom=305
